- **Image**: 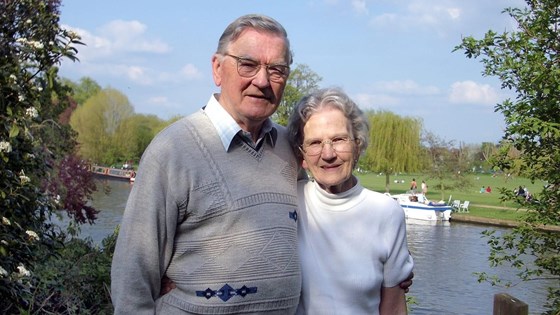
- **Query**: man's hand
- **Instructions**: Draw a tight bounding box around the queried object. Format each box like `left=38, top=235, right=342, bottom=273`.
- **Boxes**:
left=160, top=276, right=176, bottom=296
left=399, top=272, right=414, bottom=293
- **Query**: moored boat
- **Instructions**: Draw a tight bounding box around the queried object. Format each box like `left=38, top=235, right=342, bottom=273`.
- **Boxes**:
left=90, top=165, right=135, bottom=182
left=390, top=193, right=452, bottom=221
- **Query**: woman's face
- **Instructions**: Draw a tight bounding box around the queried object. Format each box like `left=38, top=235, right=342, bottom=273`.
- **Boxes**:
left=301, top=107, right=358, bottom=194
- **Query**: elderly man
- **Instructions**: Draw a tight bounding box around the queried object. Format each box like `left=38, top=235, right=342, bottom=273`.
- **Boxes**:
left=111, top=14, right=300, bottom=314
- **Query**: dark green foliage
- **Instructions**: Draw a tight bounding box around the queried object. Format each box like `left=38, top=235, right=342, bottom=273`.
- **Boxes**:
left=20, top=230, right=117, bottom=314
left=1, top=0, right=98, bottom=312
left=455, top=1, right=560, bottom=313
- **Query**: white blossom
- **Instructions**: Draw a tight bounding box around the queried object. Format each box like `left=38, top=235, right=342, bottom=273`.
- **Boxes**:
left=9, top=74, right=17, bottom=82
left=26, top=153, right=35, bottom=159
left=26, top=107, right=38, bottom=118
left=1, top=240, right=7, bottom=245
left=0, top=267, right=7, bottom=277
left=25, top=19, right=32, bottom=24
left=29, top=40, right=43, bottom=49
left=2, top=217, right=11, bottom=226
left=0, top=141, right=12, bottom=153
left=18, top=95, right=25, bottom=102
left=20, top=175, right=31, bottom=184
left=16, top=264, right=30, bottom=277
left=19, top=170, right=30, bottom=184
left=26, top=230, right=40, bottom=241
left=67, top=30, right=79, bottom=39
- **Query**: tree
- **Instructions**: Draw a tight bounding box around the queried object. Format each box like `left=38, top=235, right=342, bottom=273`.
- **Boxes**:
left=363, top=111, right=423, bottom=192
left=455, top=0, right=560, bottom=313
left=422, top=132, right=472, bottom=200
left=273, top=64, right=322, bottom=125
left=480, top=142, right=497, bottom=166
left=63, top=76, right=101, bottom=105
left=1, top=0, right=98, bottom=312
left=70, top=87, right=134, bottom=165
left=115, top=113, right=167, bottom=163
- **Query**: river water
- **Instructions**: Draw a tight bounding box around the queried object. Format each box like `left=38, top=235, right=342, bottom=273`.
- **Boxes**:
left=64, top=179, right=555, bottom=315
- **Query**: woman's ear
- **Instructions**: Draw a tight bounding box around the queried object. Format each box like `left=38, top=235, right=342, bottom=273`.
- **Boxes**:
left=302, top=159, right=309, bottom=170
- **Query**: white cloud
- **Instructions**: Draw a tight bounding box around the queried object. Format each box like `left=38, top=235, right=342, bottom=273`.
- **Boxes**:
left=448, top=80, right=498, bottom=105
left=64, top=62, right=153, bottom=85
left=371, top=80, right=440, bottom=96
left=369, top=0, right=463, bottom=35
left=351, top=0, right=369, bottom=15
left=122, top=66, right=152, bottom=85
left=63, top=20, right=170, bottom=62
left=100, top=20, right=170, bottom=54
left=148, top=96, right=168, bottom=104
left=354, top=93, right=400, bottom=109
left=181, top=64, right=203, bottom=80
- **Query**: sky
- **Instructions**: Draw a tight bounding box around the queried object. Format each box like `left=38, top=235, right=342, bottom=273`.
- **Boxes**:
left=58, top=0, right=526, bottom=145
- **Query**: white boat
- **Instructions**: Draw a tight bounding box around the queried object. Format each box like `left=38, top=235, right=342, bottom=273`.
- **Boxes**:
left=389, top=193, right=452, bottom=221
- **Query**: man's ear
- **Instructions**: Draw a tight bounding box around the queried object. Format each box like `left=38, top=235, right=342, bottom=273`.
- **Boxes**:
left=211, top=54, right=222, bottom=86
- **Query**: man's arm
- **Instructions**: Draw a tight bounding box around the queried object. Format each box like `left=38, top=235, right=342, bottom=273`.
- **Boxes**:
left=111, top=148, right=178, bottom=314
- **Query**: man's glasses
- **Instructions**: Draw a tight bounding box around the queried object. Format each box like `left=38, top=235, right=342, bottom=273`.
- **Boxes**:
left=301, top=137, right=355, bottom=156
left=224, top=53, right=290, bottom=83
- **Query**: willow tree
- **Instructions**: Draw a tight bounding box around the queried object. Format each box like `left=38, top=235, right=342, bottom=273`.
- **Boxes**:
left=363, top=111, right=422, bottom=192
left=70, top=87, right=134, bottom=165
left=114, top=113, right=168, bottom=163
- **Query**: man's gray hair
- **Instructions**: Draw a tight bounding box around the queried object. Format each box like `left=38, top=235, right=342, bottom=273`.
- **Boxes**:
left=216, top=14, right=293, bottom=65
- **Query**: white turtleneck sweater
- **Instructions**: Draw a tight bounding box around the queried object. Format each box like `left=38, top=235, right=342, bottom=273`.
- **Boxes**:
left=296, top=179, right=414, bottom=315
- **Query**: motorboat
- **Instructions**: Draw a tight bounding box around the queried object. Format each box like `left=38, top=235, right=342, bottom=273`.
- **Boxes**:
left=389, top=193, right=452, bottom=221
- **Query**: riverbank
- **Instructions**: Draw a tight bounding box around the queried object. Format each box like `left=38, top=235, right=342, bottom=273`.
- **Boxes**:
left=451, top=213, right=560, bottom=233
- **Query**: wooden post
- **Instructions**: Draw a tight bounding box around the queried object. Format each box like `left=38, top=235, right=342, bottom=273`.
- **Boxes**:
left=493, top=293, right=528, bottom=315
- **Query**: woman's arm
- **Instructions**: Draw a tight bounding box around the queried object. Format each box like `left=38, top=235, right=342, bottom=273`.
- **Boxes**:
left=379, top=285, right=407, bottom=315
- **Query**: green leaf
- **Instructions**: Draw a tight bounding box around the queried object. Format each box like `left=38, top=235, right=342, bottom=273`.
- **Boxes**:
left=9, top=124, right=20, bottom=138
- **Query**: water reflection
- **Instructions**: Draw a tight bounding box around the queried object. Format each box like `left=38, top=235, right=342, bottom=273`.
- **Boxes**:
left=55, top=179, right=132, bottom=244
left=406, top=219, right=553, bottom=315
left=65, top=181, right=555, bottom=314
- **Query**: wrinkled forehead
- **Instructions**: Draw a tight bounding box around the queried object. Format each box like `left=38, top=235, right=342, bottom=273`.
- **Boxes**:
left=226, top=29, right=290, bottom=62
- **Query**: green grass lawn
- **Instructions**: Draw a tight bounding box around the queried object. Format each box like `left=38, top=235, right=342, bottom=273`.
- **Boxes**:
left=355, top=172, right=545, bottom=222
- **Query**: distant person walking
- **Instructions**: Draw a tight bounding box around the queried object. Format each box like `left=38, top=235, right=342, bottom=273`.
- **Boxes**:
left=421, top=180, right=427, bottom=195
left=410, top=178, right=417, bottom=192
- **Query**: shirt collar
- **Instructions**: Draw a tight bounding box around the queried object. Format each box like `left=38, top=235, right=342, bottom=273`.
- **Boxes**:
left=204, top=93, right=277, bottom=151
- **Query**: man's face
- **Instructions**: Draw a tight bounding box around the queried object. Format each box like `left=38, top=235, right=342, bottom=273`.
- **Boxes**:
left=212, top=29, right=289, bottom=131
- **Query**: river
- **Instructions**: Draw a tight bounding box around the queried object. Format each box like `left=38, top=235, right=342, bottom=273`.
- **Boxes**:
left=64, top=179, right=555, bottom=315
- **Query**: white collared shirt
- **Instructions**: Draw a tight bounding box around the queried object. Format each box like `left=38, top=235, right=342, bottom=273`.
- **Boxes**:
left=204, top=94, right=276, bottom=151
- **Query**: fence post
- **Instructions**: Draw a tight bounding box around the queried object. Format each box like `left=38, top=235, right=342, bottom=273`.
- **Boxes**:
left=493, top=293, right=528, bottom=315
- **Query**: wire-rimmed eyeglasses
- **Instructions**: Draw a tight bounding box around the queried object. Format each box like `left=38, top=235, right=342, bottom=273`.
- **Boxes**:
left=224, top=53, right=290, bottom=83
left=300, top=137, right=355, bottom=156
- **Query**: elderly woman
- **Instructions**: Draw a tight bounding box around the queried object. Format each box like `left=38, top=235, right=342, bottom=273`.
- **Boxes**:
left=287, top=88, right=414, bottom=315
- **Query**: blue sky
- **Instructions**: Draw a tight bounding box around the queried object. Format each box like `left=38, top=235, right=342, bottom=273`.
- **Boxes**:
left=58, top=0, right=525, bottom=145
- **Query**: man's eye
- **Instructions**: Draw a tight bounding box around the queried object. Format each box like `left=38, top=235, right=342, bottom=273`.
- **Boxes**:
left=269, top=66, right=287, bottom=74
left=239, top=60, right=258, bottom=67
